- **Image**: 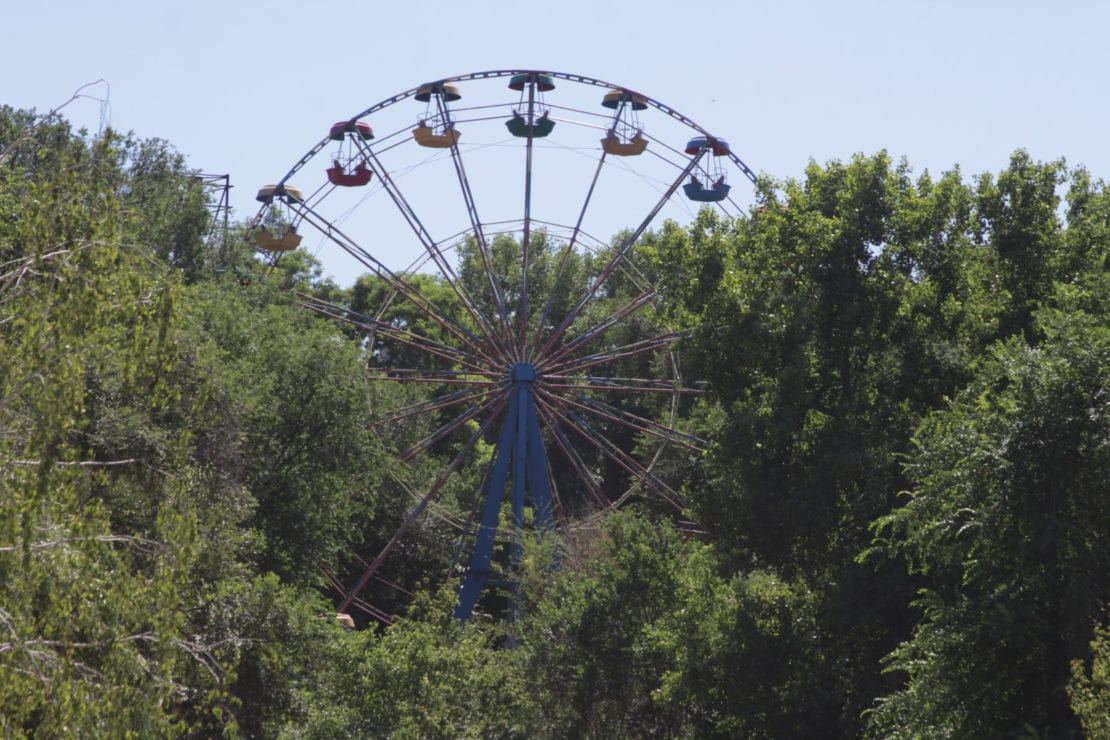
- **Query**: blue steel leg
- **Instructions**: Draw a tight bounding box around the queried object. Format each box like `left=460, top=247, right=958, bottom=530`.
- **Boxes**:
left=456, top=364, right=556, bottom=623
left=524, top=389, right=554, bottom=530
left=510, top=385, right=529, bottom=570
left=508, top=385, right=531, bottom=623
left=455, top=390, right=519, bottom=622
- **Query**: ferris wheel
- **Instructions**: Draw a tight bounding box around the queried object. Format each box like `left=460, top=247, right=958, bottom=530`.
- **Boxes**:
left=249, top=70, right=757, bottom=624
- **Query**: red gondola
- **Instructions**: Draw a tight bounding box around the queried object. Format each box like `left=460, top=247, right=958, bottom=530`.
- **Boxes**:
left=327, top=161, right=373, bottom=187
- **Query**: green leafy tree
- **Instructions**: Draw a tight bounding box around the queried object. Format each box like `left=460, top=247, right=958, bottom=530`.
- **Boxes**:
left=974, top=151, right=1068, bottom=339
left=0, top=105, right=387, bottom=735
left=868, top=281, right=1109, bottom=737
left=115, top=135, right=212, bottom=281
left=181, top=279, right=384, bottom=585
left=510, top=512, right=686, bottom=736
left=1068, top=622, right=1110, bottom=738
left=0, top=114, right=231, bottom=734
left=286, top=587, right=525, bottom=738
left=651, top=155, right=974, bottom=728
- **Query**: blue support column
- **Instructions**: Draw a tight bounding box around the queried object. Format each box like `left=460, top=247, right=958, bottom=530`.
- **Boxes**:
left=509, top=384, right=529, bottom=570
left=524, top=392, right=554, bottom=530
left=455, top=362, right=553, bottom=622
left=454, top=392, right=518, bottom=621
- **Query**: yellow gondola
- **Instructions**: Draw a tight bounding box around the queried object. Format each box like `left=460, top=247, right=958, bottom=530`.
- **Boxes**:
left=252, top=226, right=302, bottom=252
left=255, top=184, right=304, bottom=204
left=414, top=82, right=461, bottom=102
left=601, top=131, right=648, bottom=156
left=412, top=123, right=461, bottom=148
left=601, top=89, right=648, bottom=110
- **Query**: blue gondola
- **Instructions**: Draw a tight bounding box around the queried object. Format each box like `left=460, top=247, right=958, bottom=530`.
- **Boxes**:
left=683, top=136, right=731, bottom=202
left=683, top=177, right=731, bottom=203
left=684, top=136, right=730, bottom=156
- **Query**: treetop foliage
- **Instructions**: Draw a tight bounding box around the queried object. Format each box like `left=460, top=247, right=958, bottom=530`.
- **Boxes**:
left=1, top=105, right=1106, bottom=737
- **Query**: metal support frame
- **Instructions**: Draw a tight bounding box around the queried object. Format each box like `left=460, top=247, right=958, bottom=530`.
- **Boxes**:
left=194, top=173, right=231, bottom=244
left=455, top=362, right=554, bottom=622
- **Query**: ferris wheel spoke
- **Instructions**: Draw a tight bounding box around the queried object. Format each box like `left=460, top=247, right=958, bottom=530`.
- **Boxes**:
left=349, top=596, right=398, bottom=625
left=541, top=328, right=686, bottom=376
left=371, top=368, right=500, bottom=380
left=295, top=210, right=490, bottom=355
left=531, top=151, right=607, bottom=350
left=327, top=560, right=416, bottom=601
left=556, top=393, right=706, bottom=452
left=517, top=78, right=540, bottom=360
left=537, top=290, right=657, bottom=369
left=536, top=150, right=706, bottom=360
left=352, top=144, right=512, bottom=359
left=372, top=372, right=500, bottom=387
left=293, top=205, right=506, bottom=366
left=297, top=293, right=495, bottom=373
left=542, top=390, right=684, bottom=498
left=542, top=374, right=705, bottom=395
left=337, top=397, right=506, bottom=615
left=346, top=556, right=418, bottom=598
left=429, top=94, right=516, bottom=352
left=398, top=392, right=505, bottom=462
left=379, top=385, right=499, bottom=426
left=541, top=398, right=686, bottom=513
left=321, top=568, right=398, bottom=625
left=533, top=397, right=609, bottom=510
left=356, top=325, right=490, bottom=374
left=331, top=153, right=504, bottom=354
left=361, top=331, right=489, bottom=374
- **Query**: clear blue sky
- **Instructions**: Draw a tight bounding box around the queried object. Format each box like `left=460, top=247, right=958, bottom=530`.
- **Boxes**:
left=6, top=1, right=1109, bottom=281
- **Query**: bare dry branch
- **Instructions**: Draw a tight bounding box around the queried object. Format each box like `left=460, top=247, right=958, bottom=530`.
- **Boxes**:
left=0, top=534, right=163, bottom=554
left=9, top=458, right=139, bottom=468
left=0, top=80, right=108, bottom=166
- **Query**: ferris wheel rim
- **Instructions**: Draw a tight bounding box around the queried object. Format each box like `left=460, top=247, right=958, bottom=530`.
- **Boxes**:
left=267, top=69, right=758, bottom=196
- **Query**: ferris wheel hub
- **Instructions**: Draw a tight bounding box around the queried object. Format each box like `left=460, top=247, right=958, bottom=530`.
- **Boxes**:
left=509, top=362, right=538, bottom=383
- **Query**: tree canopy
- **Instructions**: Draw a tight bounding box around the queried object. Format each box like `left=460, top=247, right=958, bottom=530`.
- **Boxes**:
left=1, top=105, right=1106, bottom=736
